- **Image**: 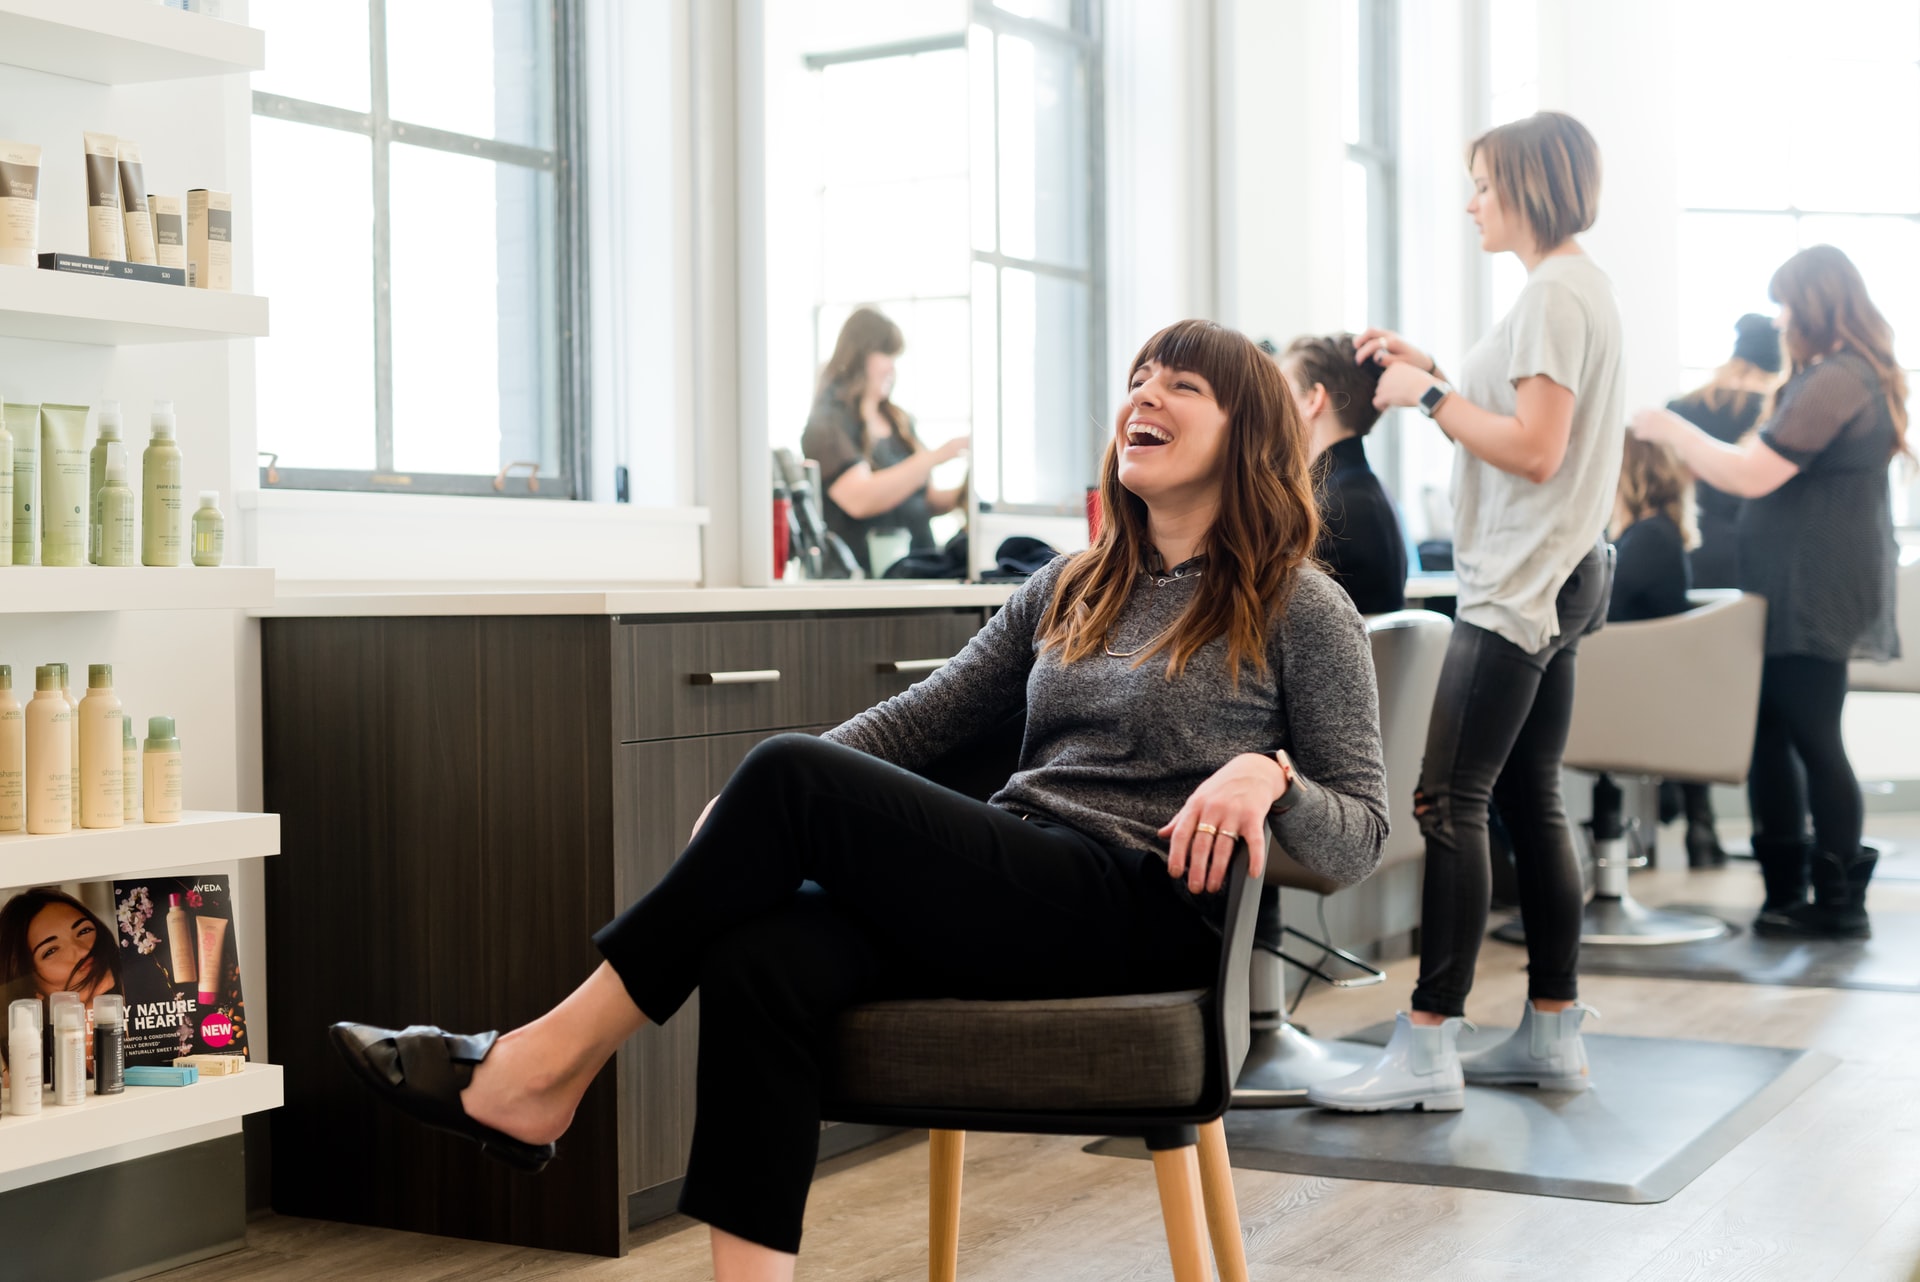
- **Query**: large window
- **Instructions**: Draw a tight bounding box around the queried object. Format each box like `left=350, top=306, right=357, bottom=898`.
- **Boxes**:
left=1674, top=0, right=1918, bottom=523
left=251, top=0, right=585, bottom=497
left=764, top=0, right=1104, bottom=560
left=1343, top=0, right=1397, bottom=337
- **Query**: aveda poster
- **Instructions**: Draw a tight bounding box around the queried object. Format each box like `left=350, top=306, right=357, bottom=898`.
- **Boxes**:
left=113, top=874, right=248, bottom=1065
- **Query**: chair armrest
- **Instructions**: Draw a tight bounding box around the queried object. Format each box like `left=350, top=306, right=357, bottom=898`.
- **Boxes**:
left=1212, top=843, right=1261, bottom=1107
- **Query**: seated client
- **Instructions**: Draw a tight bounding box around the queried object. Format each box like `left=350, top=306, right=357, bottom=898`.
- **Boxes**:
left=330, top=320, right=1389, bottom=1281
left=1276, top=333, right=1408, bottom=614
left=1607, top=435, right=1726, bottom=866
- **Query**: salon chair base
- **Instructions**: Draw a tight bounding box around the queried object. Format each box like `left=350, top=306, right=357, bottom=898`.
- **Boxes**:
left=1232, top=1020, right=1380, bottom=1108
left=1495, top=893, right=1732, bottom=947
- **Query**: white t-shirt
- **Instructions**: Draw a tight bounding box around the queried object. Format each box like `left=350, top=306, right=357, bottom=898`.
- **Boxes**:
left=1450, top=252, right=1625, bottom=653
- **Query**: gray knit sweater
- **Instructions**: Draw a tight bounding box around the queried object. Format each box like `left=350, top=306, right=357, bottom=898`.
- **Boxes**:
left=825, top=556, right=1388, bottom=888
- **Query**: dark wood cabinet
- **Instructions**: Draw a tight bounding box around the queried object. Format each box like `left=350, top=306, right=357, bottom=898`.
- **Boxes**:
left=262, top=607, right=988, bottom=1257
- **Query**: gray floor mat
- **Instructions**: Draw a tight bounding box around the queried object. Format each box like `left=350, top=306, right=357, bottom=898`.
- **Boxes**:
left=1577, top=906, right=1920, bottom=991
left=1086, top=1026, right=1834, bottom=1204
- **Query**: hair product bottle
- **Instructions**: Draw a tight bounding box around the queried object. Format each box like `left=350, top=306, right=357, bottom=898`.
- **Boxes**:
left=143, top=715, right=182, bottom=823
left=78, top=664, right=123, bottom=829
left=88, top=400, right=122, bottom=565
left=38, top=403, right=90, bottom=567
left=122, top=710, right=140, bottom=821
left=8, top=401, right=37, bottom=566
left=165, top=893, right=196, bottom=985
left=0, top=666, right=21, bottom=832
left=141, top=401, right=182, bottom=567
left=191, top=491, right=224, bottom=567
left=0, top=403, right=13, bottom=568
left=24, top=665, right=71, bottom=834
left=99, top=444, right=136, bottom=566
left=92, top=994, right=125, bottom=1095
left=50, top=992, right=85, bottom=1106
left=57, top=661, right=77, bottom=790
left=8, top=998, right=42, bottom=1115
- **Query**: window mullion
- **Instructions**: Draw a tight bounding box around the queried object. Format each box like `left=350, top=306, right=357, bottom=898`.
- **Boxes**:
left=370, top=0, right=396, bottom=475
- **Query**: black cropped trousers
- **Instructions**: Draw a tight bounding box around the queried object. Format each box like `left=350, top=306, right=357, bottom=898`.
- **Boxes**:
left=592, top=734, right=1219, bottom=1254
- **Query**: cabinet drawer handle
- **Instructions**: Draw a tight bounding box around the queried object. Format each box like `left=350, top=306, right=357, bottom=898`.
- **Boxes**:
left=879, top=658, right=952, bottom=674
left=690, top=669, right=782, bottom=686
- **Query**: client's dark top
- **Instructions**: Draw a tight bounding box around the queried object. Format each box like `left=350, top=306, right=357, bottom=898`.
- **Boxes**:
left=1314, top=436, right=1407, bottom=615
left=801, top=389, right=935, bottom=576
left=1608, top=513, right=1691, bottom=623
left=1667, top=388, right=1765, bottom=589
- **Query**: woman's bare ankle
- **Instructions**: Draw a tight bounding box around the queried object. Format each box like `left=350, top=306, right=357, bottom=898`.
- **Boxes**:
left=459, top=1027, right=581, bottom=1145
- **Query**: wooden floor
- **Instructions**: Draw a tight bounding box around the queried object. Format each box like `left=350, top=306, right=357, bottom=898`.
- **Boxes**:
left=161, top=838, right=1920, bottom=1282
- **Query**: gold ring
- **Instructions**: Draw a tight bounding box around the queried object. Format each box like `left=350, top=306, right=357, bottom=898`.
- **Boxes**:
left=1195, top=823, right=1218, bottom=836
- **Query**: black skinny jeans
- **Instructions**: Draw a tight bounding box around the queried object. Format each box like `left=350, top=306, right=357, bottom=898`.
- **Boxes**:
left=1411, top=545, right=1612, bottom=1017
left=592, top=734, right=1221, bottom=1255
left=1747, top=654, right=1861, bottom=859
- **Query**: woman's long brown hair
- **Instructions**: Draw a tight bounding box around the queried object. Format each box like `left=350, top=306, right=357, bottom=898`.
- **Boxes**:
left=1038, top=319, right=1320, bottom=683
left=1770, top=244, right=1910, bottom=458
left=1617, top=436, right=1698, bottom=549
left=814, top=306, right=923, bottom=457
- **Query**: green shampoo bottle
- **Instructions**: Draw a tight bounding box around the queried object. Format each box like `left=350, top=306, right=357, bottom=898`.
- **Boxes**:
left=141, top=400, right=182, bottom=567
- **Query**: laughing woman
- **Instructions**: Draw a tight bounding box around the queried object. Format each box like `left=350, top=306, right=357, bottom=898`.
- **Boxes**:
left=330, top=320, right=1387, bottom=1281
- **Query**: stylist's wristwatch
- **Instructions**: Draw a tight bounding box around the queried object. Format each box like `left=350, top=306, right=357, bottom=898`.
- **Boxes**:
left=1417, top=380, right=1453, bottom=418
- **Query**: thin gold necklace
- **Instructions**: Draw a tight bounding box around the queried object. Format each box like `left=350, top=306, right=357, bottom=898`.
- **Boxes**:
left=1105, top=563, right=1204, bottom=657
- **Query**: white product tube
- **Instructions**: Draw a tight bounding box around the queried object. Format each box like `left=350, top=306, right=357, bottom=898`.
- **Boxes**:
left=117, top=140, right=155, bottom=265
left=83, top=132, right=125, bottom=261
left=0, top=141, right=40, bottom=267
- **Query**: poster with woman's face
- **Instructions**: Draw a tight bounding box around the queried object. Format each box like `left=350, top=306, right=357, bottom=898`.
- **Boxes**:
left=112, top=875, right=247, bottom=1066
left=0, top=883, right=123, bottom=1079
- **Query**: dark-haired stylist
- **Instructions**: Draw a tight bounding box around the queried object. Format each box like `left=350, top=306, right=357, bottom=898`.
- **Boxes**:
left=1308, top=111, right=1624, bottom=1113
left=1633, top=245, right=1904, bottom=940
left=330, top=320, right=1387, bottom=1281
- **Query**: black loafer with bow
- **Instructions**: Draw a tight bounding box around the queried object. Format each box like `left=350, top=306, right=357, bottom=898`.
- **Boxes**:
left=328, top=1022, right=557, bottom=1172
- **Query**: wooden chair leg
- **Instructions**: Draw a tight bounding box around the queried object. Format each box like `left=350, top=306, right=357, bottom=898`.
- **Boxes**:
left=928, top=1129, right=965, bottom=1282
left=1151, top=1143, right=1215, bottom=1282
left=1196, top=1118, right=1249, bottom=1282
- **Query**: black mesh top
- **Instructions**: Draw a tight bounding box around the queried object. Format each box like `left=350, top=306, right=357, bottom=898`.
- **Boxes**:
left=1737, top=352, right=1901, bottom=661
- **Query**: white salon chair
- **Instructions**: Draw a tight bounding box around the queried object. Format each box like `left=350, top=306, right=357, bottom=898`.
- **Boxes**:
left=1494, top=592, right=1768, bottom=946
left=1234, top=609, right=1452, bottom=1106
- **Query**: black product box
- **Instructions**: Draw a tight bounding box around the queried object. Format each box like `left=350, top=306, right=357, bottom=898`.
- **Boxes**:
left=37, top=251, right=187, bottom=287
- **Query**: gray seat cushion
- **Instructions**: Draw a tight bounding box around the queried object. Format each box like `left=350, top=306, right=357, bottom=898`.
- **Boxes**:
left=829, top=989, right=1211, bottom=1112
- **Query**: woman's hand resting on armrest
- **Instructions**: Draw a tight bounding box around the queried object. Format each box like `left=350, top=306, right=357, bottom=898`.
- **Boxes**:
left=1158, top=752, right=1291, bottom=895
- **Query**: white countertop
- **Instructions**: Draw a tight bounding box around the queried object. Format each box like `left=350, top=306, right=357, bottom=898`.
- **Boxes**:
left=254, top=581, right=1023, bottom=618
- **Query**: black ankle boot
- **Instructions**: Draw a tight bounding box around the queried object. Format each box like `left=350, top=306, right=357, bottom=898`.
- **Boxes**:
left=1790, top=847, right=1877, bottom=939
left=1683, top=786, right=1725, bottom=868
left=1750, top=836, right=1812, bottom=937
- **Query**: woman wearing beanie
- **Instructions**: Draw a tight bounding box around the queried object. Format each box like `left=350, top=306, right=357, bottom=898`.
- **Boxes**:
left=1668, top=314, right=1784, bottom=589
left=1633, top=245, right=1904, bottom=940
left=1307, top=111, right=1624, bottom=1114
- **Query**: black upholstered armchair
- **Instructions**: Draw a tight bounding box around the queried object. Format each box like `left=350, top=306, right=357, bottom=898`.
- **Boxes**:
left=822, top=713, right=1259, bottom=1282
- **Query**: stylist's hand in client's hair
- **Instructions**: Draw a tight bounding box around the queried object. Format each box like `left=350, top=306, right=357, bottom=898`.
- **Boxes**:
left=1352, top=328, right=1435, bottom=376
left=1159, top=754, right=1287, bottom=894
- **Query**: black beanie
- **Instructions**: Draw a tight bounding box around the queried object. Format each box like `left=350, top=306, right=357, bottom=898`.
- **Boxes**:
left=1733, top=313, right=1782, bottom=373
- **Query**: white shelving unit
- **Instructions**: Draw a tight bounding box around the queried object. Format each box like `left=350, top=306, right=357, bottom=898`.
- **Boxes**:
left=0, top=266, right=270, bottom=346
left=0, top=0, right=280, bottom=1219
left=0, top=0, right=265, bottom=85
left=0, top=811, right=279, bottom=885
left=0, top=566, right=276, bottom=613
left=0, top=1067, right=284, bottom=1176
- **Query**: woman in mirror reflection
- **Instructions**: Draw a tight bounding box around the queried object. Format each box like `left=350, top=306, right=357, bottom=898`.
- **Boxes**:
left=331, top=319, right=1388, bottom=1280
left=1307, top=111, right=1625, bottom=1114
left=1633, top=245, right=1905, bottom=940
left=801, top=306, right=971, bottom=577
